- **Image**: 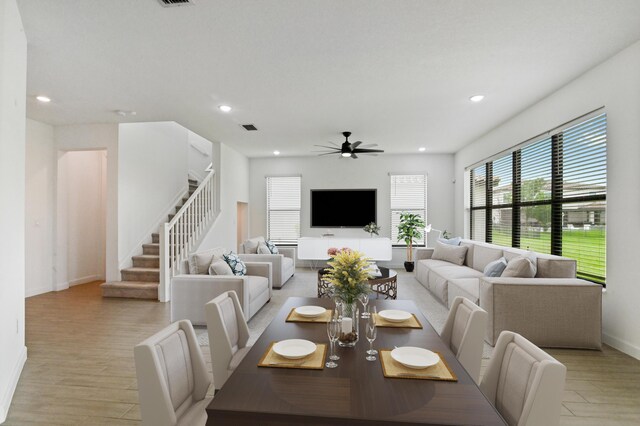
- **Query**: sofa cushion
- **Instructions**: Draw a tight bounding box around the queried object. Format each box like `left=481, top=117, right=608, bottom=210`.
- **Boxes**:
left=432, top=242, right=468, bottom=266
left=208, top=259, right=233, bottom=276
left=536, top=258, right=576, bottom=278
left=461, top=241, right=475, bottom=267
left=243, top=236, right=266, bottom=254
left=472, top=245, right=504, bottom=272
left=502, top=255, right=537, bottom=278
left=257, top=243, right=271, bottom=254
left=428, top=265, right=484, bottom=305
left=484, top=257, right=508, bottom=277
left=419, top=259, right=453, bottom=270
left=223, top=252, right=247, bottom=276
left=447, top=278, right=480, bottom=308
left=188, top=248, right=227, bottom=275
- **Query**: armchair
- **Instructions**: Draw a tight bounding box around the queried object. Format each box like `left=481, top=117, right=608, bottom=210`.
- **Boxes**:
left=239, top=236, right=295, bottom=288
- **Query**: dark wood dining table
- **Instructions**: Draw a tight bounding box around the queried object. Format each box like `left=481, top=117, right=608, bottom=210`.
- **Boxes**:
left=206, top=297, right=507, bottom=425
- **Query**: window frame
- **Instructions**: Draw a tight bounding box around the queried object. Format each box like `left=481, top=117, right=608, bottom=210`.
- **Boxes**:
left=266, top=175, right=301, bottom=245
left=390, top=173, right=428, bottom=247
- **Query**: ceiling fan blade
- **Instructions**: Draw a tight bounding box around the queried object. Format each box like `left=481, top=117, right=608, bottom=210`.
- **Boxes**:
left=351, top=141, right=362, bottom=149
left=328, top=141, right=340, bottom=147
left=358, top=143, right=378, bottom=148
left=317, top=152, right=338, bottom=156
left=314, top=144, right=340, bottom=150
left=354, top=148, right=384, bottom=153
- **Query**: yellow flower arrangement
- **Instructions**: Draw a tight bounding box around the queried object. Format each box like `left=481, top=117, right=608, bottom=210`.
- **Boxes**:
left=324, top=249, right=372, bottom=304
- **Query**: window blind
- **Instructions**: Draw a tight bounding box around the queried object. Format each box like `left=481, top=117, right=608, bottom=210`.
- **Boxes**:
left=266, top=176, right=301, bottom=244
left=467, top=112, right=606, bottom=284
left=390, top=174, right=427, bottom=245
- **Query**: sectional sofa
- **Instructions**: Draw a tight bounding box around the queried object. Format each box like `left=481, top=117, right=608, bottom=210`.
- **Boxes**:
left=415, top=240, right=602, bottom=349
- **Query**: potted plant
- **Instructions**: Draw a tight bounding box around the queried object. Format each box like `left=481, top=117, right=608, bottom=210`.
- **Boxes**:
left=397, top=212, right=425, bottom=272
left=363, top=222, right=381, bottom=237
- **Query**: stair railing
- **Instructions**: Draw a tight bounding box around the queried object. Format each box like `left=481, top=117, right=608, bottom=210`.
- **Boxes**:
left=159, top=169, right=218, bottom=302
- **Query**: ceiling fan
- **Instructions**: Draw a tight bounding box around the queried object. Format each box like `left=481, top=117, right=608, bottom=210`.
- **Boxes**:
left=314, top=131, right=384, bottom=159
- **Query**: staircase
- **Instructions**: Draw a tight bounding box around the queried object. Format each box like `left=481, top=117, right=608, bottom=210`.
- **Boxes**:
left=100, top=178, right=199, bottom=300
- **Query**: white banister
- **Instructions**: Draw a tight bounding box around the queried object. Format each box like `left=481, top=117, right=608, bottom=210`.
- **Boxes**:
left=159, top=169, right=218, bottom=302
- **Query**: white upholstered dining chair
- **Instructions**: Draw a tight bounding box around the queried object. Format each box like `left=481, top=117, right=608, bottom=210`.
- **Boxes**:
left=205, top=290, right=252, bottom=390
left=480, top=330, right=566, bottom=426
left=134, top=320, right=212, bottom=426
left=440, top=296, right=488, bottom=384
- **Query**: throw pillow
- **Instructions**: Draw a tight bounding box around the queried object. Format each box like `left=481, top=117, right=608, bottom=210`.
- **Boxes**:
left=243, top=236, right=265, bottom=254
left=266, top=240, right=279, bottom=254
left=484, top=257, right=508, bottom=277
left=223, top=252, right=247, bottom=276
left=438, top=236, right=462, bottom=246
left=431, top=241, right=468, bottom=266
left=257, top=243, right=271, bottom=254
left=188, top=248, right=226, bottom=275
left=208, top=259, right=233, bottom=276
left=501, top=255, right=536, bottom=278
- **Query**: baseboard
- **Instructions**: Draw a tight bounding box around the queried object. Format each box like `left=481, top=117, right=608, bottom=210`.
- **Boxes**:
left=25, top=284, right=55, bottom=298
left=0, top=346, right=27, bottom=423
left=68, top=275, right=103, bottom=287
left=55, top=281, right=69, bottom=292
left=603, top=332, right=640, bottom=360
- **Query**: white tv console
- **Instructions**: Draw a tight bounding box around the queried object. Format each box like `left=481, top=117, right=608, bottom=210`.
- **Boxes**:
left=297, top=237, right=392, bottom=261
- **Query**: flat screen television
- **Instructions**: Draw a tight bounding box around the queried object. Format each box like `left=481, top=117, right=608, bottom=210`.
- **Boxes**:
left=310, top=189, right=376, bottom=228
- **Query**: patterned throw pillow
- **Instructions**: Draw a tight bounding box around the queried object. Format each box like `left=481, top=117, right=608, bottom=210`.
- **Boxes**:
left=223, top=252, right=247, bottom=276
left=266, top=240, right=279, bottom=254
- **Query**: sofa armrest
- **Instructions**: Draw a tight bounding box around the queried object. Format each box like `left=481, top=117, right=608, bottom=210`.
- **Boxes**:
left=480, top=277, right=602, bottom=349
left=245, top=261, right=273, bottom=297
left=415, top=248, right=434, bottom=261
left=278, top=247, right=296, bottom=267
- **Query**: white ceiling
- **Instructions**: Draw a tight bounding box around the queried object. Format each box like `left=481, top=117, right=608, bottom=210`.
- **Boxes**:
left=17, top=0, right=640, bottom=157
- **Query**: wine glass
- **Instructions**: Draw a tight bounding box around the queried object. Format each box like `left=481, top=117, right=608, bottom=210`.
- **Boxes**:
left=367, top=306, right=378, bottom=356
left=365, top=318, right=377, bottom=361
left=326, top=318, right=339, bottom=368
left=359, top=292, right=370, bottom=319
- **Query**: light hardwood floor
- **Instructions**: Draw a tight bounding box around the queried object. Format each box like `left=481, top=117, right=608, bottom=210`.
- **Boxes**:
left=5, top=281, right=640, bottom=425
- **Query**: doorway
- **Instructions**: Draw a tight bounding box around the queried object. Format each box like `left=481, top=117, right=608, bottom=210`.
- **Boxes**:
left=237, top=202, right=249, bottom=252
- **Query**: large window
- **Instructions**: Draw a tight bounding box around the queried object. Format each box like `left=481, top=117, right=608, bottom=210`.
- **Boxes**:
left=390, top=174, right=427, bottom=245
left=469, top=113, right=606, bottom=284
left=266, top=176, right=301, bottom=244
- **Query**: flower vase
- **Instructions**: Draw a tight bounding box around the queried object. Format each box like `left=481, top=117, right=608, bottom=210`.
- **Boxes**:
left=337, top=301, right=359, bottom=347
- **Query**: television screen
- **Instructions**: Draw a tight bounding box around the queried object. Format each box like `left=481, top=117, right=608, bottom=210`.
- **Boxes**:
left=311, top=189, right=376, bottom=228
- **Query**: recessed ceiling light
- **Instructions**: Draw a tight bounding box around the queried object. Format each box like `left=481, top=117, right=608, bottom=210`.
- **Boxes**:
left=36, top=95, right=51, bottom=103
left=469, top=95, right=485, bottom=103
left=115, top=110, right=137, bottom=117
left=219, top=105, right=232, bottom=113
left=273, top=150, right=280, bottom=156
left=418, top=147, right=426, bottom=152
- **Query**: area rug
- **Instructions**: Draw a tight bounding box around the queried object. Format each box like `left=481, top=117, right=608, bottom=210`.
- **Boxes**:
left=194, top=268, right=493, bottom=358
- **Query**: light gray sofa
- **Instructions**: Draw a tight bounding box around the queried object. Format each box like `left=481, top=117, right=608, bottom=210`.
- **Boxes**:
left=171, top=248, right=272, bottom=325
left=239, top=236, right=295, bottom=288
left=415, top=240, right=602, bottom=349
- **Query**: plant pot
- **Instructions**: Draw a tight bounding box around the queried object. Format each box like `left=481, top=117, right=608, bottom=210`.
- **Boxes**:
left=404, top=261, right=415, bottom=272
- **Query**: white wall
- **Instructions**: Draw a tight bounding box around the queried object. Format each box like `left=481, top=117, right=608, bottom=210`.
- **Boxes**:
left=453, top=40, right=640, bottom=359
left=59, top=151, right=107, bottom=286
left=249, top=154, right=455, bottom=267
left=55, top=124, right=119, bottom=281
left=188, top=131, right=213, bottom=182
left=197, top=143, right=249, bottom=252
left=117, top=122, right=189, bottom=269
left=0, top=0, right=27, bottom=421
left=25, top=119, right=55, bottom=297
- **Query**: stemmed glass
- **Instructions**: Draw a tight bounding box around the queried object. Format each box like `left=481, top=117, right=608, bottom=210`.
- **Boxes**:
left=326, top=317, right=340, bottom=368
left=366, top=306, right=378, bottom=356
left=359, top=292, right=370, bottom=319
left=365, top=316, right=377, bottom=361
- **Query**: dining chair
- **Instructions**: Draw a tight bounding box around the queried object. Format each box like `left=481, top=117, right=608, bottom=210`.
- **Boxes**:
left=134, top=320, right=212, bottom=426
left=205, top=290, right=252, bottom=390
left=440, top=296, right=488, bottom=383
left=480, top=330, right=567, bottom=426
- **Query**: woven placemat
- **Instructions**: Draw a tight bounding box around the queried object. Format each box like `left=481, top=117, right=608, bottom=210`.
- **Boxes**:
left=373, top=313, right=423, bottom=329
left=379, top=349, right=457, bottom=381
left=286, top=308, right=333, bottom=323
left=258, top=341, right=327, bottom=370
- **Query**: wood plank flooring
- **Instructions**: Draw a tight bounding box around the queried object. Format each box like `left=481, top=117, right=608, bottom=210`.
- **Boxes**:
left=5, top=280, right=640, bottom=425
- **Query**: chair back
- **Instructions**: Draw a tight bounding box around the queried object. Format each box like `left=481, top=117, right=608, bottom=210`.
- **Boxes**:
left=480, top=331, right=566, bottom=426
left=205, top=290, right=250, bottom=389
left=134, top=320, right=211, bottom=426
left=440, top=296, right=487, bottom=383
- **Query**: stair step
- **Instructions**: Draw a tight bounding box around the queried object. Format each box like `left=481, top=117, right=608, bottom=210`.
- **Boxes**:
left=132, top=255, right=160, bottom=268
left=188, top=178, right=198, bottom=185
left=152, top=233, right=159, bottom=244
left=121, top=267, right=159, bottom=282
left=101, top=281, right=158, bottom=300
left=142, top=243, right=159, bottom=255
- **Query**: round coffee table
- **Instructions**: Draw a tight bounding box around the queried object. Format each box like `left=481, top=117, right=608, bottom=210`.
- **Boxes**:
left=317, top=266, right=397, bottom=300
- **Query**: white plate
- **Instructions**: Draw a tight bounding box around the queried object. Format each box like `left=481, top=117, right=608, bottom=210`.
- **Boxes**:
left=391, top=347, right=440, bottom=370
left=273, top=339, right=317, bottom=359
left=378, top=309, right=412, bottom=323
left=294, top=306, right=327, bottom=318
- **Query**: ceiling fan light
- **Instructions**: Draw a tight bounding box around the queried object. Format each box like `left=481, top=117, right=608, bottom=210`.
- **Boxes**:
left=341, top=152, right=351, bottom=158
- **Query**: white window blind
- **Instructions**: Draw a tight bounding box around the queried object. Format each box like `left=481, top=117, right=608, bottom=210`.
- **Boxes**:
left=390, top=174, right=427, bottom=245
left=266, top=176, right=301, bottom=244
